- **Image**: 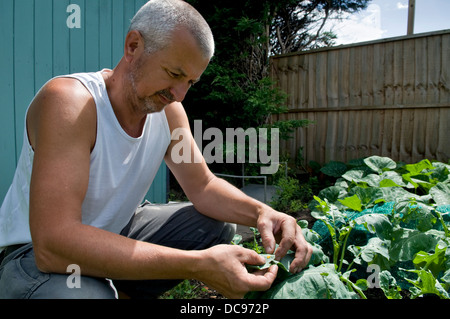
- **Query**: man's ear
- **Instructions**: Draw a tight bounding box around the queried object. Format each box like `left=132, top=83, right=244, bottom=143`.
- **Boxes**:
left=124, top=30, right=144, bottom=63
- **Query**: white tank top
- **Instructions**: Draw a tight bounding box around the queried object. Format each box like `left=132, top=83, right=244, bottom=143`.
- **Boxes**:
left=0, top=71, right=171, bottom=249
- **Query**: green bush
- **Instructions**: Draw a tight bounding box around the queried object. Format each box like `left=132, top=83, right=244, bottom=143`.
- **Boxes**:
left=271, top=177, right=312, bottom=215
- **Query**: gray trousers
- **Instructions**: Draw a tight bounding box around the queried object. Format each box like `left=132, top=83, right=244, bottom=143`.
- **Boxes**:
left=0, top=202, right=236, bottom=299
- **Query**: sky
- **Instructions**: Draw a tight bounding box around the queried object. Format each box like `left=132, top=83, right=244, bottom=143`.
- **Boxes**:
left=328, top=0, right=450, bottom=45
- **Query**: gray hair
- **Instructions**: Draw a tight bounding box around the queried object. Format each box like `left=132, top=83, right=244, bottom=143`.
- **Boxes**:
left=129, top=0, right=214, bottom=58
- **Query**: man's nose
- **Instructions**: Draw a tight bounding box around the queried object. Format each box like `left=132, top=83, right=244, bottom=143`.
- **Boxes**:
left=170, top=82, right=190, bottom=102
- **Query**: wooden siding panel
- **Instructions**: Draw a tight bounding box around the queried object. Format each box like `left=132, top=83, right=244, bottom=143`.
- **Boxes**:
left=53, top=0, right=71, bottom=76
left=0, top=0, right=16, bottom=197
left=112, top=0, right=125, bottom=67
left=69, top=0, right=86, bottom=73
left=14, top=0, right=35, bottom=158
left=0, top=0, right=168, bottom=203
left=99, top=0, right=113, bottom=69
left=85, top=0, right=100, bottom=72
left=34, top=0, right=53, bottom=90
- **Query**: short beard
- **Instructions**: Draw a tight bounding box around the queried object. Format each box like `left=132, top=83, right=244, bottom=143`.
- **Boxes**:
left=126, top=56, right=174, bottom=114
left=127, top=61, right=159, bottom=114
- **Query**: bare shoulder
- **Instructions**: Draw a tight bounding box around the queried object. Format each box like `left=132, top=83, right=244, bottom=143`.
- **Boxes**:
left=27, top=77, right=97, bottom=150
left=29, top=77, right=95, bottom=123
left=164, top=102, right=190, bottom=132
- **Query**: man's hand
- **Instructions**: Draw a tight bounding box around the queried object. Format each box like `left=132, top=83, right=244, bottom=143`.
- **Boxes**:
left=196, top=245, right=278, bottom=299
left=257, top=209, right=313, bottom=273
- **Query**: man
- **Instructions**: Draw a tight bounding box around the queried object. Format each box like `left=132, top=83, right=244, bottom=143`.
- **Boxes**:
left=0, top=0, right=312, bottom=299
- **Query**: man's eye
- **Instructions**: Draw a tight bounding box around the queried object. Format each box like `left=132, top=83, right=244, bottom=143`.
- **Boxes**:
left=168, top=71, right=180, bottom=78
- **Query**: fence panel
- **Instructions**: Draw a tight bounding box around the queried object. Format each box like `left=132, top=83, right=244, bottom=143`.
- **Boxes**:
left=271, top=30, right=450, bottom=166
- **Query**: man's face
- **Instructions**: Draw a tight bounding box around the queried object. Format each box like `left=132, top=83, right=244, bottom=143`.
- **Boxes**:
left=126, top=28, right=210, bottom=114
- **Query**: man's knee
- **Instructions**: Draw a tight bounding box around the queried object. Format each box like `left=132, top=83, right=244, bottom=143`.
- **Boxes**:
left=0, top=246, right=116, bottom=299
left=31, top=274, right=117, bottom=299
left=124, top=202, right=237, bottom=249
left=217, top=221, right=237, bottom=245
left=173, top=205, right=237, bottom=248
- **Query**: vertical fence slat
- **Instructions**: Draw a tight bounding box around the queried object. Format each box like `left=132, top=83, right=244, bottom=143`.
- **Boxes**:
left=307, top=54, right=316, bottom=109
left=382, top=42, right=394, bottom=158
left=393, top=40, right=404, bottom=105
left=436, top=108, right=450, bottom=161
left=414, top=37, right=428, bottom=104
left=427, top=36, right=441, bottom=103
left=298, top=54, right=307, bottom=108
left=287, top=55, right=298, bottom=109
left=440, top=34, right=450, bottom=103
left=348, top=47, right=362, bottom=107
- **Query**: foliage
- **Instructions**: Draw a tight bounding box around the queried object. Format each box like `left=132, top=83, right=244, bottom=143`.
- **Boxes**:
left=269, top=0, right=370, bottom=55
left=159, top=279, right=211, bottom=299
left=245, top=156, right=450, bottom=299
left=182, top=0, right=368, bottom=177
left=184, top=0, right=370, bottom=128
left=270, top=177, right=312, bottom=215
left=184, top=0, right=285, bottom=132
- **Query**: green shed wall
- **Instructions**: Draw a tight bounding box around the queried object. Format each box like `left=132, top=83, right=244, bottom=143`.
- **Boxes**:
left=0, top=0, right=168, bottom=204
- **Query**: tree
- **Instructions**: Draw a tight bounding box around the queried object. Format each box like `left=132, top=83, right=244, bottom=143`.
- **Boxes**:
left=269, top=0, right=370, bottom=55
left=182, top=0, right=370, bottom=175
left=184, top=0, right=370, bottom=125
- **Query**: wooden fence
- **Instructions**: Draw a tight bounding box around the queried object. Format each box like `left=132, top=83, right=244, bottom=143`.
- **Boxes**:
left=270, top=30, right=450, bottom=167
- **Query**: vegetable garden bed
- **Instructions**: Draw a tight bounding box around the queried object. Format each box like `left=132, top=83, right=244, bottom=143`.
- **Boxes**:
left=242, top=156, right=450, bottom=299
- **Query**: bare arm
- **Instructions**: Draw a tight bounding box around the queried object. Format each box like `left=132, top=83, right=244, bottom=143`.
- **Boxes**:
left=164, top=103, right=313, bottom=272
left=164, top=103, right=265, bottom=226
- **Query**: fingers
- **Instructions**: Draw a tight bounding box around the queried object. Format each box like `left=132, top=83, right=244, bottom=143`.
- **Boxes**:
left=244, top=265, right=279, bottom=293
left=226, top=265, right=278, bottom=299
left=257, top=219, right=276, bottom=254
left=289, top=234, right=313, bottom=273
left=274, top=217, right=297, bottom=261
left=232, top=265, right=278, bottom=299
left=224, top=247, right=278, bottom=298
left=269, top=216, right=313, bottom=273
left=240, top=247, right=266, bottom=266
left=257, top=213, right=313, bottom=273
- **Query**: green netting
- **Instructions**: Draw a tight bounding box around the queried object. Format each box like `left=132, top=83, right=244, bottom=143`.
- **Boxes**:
left=311, top=202, right=450, bottom=290
left=312, top=202, right=450, bottom=245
